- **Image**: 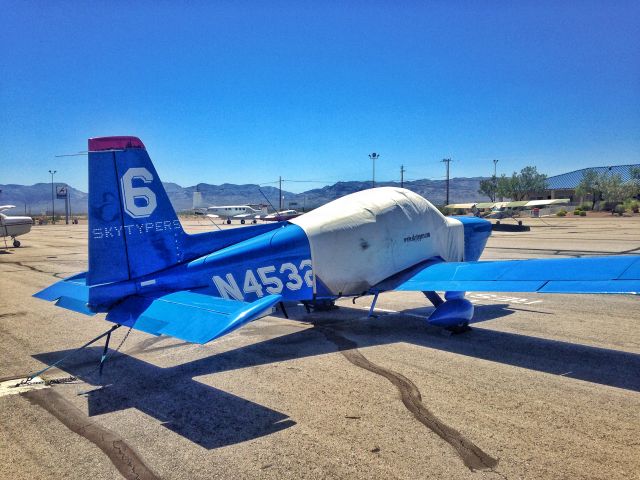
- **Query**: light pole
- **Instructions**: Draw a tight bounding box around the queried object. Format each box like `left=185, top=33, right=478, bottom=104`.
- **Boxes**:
left=492, top=159, right=499, bottom=202
left=368, top=153, right=380, bottom=188
left=441, top=158, right=451, bottom=205
left=48, top=170, right=57, bottom=223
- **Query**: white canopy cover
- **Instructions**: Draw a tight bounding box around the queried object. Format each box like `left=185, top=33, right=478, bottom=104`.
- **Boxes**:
left=291, top=187, right=464, bottom=296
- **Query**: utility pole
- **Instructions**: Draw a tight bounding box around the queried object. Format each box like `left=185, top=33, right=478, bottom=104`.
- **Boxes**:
left=400, top=165, right=405, bottom=188
left=492, top=159, right=499, bottom=202
left=48, top=170, right=57, bottom=223
left=441, top=158, right=451, bottom=205
left=279, top=176, right=282, bottom=211
left=64, top=186, right=70, bottom=224
left=368, top=153, right=380, bottom=188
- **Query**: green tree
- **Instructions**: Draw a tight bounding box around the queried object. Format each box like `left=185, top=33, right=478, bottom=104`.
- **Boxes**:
left=599, top=173, right=636, bottom=209
left=478, top=176, right=498, bottom=201
left=575, top=169, right=602, bottom=210
left=495, top=166, right=547, bottom=201
left=495, top=174, right=512, bottom=200
left=630, top=166, right=640, bottom=196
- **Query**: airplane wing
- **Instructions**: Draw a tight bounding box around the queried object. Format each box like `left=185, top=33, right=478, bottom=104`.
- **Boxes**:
left=525, top=198, right=570, bottom=207
left=34, top=275, right=282, bottom=344
left=387, top=256, right=640, bottom=294
left=0, top=205, right=16, bottom=212
left=106, top=290, right=281, bottom=343
left=206, top=214, right=220, bottom=219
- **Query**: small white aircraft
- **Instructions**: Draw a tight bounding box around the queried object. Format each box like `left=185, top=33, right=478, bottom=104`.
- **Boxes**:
left=0, top=205, right=33, bottom=247
left=206, top=205, right=266, bottom=224
left=262, top=209, right=301, bottom=221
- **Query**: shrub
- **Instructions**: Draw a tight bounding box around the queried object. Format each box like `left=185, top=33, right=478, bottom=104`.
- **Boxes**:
left=614, top=204, right=625, bottom=216
left=622, top=199, right=639, bottom=213
left=579, top=210, right=586, bottom=216
left=573, top=208, right=582, bottom=215
left=579, top=202, right=592, bottom=211
left=556, top=209, right=567, bottom=217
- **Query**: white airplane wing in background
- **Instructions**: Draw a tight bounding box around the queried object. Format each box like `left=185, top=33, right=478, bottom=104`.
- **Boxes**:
left=525, top=199, right=570, bottom=207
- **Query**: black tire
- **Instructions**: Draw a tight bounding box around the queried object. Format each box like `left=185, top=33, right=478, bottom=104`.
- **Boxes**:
left=13, top=239, right=20, bottom=248
left=226, top=219, right=231, bottom=225
left=445, top=322, right=471, bottom=334
left=240, top=219, right=245, bottom=224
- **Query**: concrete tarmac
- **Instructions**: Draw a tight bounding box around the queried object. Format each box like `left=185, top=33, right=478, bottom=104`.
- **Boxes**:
left=1, top=216, right=639, bottom=479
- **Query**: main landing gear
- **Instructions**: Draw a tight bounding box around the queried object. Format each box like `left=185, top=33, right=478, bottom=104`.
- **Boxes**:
left=13, top=238, right=21, bottom=248
left=423, top=290, right=474, bottom=334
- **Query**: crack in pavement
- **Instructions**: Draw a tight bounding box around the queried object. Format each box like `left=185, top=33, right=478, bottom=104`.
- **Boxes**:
left=22, top=389, right=160, bottom=480
left=318, top=325, right=499, bottom=472
left=1, top=260, right=57, bottom=276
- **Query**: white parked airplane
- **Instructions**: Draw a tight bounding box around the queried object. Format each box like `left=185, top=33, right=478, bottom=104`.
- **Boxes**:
left=0, top=205, right=33, bottom=247
left=206, top=205, right=267, bottom=224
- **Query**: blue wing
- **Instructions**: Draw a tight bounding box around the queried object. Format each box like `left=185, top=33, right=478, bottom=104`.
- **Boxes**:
left=34, top=275, right=282, bottom=344
left=390, top=256, right=640, bottom=294
left=105, top=290, right=281, bottom=344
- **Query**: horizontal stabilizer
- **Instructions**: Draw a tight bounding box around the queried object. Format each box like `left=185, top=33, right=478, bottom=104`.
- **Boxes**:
left=392, top=256, right=640, bottom=294
left=106, top=290, right=282, bottom=344
left=32, top=273, right=96, bottom=316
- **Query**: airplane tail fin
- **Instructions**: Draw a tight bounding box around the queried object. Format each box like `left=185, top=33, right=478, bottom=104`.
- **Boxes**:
left=87, top=136, right=186, bottom=285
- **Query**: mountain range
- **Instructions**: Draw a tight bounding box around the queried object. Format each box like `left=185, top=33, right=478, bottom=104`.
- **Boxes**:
left=0, top=177, right=489, bottom=216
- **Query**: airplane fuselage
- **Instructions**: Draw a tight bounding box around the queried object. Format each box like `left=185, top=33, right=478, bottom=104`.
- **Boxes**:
left=1, top=213, right=33, bottom=245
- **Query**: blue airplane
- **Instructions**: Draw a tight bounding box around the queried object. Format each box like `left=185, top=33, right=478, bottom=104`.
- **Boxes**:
left=34, top=136, right=640, bottom=346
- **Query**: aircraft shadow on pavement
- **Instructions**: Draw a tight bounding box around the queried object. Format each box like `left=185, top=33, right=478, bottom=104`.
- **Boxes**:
left=33, top=302, right=640, bottom=448
left=33, top=347, right=296, bottom=449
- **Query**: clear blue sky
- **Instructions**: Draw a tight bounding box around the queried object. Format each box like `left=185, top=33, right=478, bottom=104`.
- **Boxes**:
left=1, top=1, right=638, bottom=193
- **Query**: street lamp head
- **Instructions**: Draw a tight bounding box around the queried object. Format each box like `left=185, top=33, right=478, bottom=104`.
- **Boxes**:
left=368, top=153, right=380, bottom=160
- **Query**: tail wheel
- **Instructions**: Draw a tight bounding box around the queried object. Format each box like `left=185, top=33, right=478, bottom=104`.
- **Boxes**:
left=13, top=239, right=21, bottom=248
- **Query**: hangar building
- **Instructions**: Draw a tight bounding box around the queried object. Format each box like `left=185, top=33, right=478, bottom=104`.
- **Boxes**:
left=532, top=164, right=640, bottom=201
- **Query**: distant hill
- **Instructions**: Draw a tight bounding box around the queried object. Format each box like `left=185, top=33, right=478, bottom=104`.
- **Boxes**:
left=292, top=178, right=489, bottom=210
left=0, top=183, right=87, bottom=216
left=1, top=177, right=490, bottom=215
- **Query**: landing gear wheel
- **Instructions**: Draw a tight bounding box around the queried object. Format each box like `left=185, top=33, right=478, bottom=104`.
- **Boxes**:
left=307, top=299, right=339, bottom=312
left=13, top=239, right=20, bottom=248
left=240, top=219, right=245, bottom=224
left=252, top=219, right=257, bottom=224
left=445, top=322, right=471, bottom=335
left=226, top=219, right=231, bottom=225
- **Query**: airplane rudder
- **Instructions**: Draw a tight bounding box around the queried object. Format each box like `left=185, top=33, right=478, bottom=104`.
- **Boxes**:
left=106, top=137, right=185, bottom=277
